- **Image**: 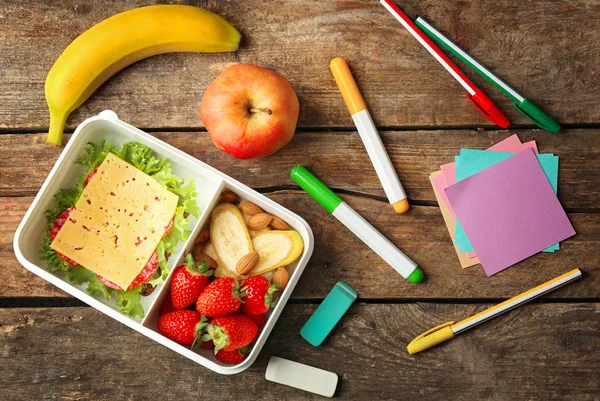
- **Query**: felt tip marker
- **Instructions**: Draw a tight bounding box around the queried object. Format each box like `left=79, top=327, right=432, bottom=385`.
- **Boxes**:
left=290, top=165, right=423, bottom=283
left=330, top=57, right=409, bottom=214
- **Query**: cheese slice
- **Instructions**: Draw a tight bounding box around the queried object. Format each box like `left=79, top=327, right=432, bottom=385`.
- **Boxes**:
left=51, top=153, right=179, bottom=289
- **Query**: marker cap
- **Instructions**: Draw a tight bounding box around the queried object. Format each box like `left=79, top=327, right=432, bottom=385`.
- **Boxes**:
left=407, top=321, right=455, bottom=354
left=467, top=92, right=510, bottom=129
left=330, top=57, right=367, bottom=115
left=290, top=165, right=342, bottom=213
left=514, top=98, right=561, bottom=133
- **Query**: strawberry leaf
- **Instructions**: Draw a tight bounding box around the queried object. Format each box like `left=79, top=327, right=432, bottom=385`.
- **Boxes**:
left=264, top=283, right=281, bottom=308
left=207, top=324, right=229, bottom=354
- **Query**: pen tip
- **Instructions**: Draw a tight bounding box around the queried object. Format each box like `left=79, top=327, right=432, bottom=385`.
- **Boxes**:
left=407, top=267, right=424, bottom=283
left=392, top=199, right=409, bottom=214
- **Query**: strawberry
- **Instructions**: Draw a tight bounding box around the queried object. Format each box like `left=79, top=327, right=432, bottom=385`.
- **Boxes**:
left=205, top=314, right=258, bottom=353
left=241, top=276, right=279, bottom=316
left=157, top=310, right=208, bottom=347
left=159, top=292, right=175, bottom=316
left=247, top=313, right=267, bottom=328
left=215, top=347, right=249, bottom=364
left=196, top=277, right=245, bottom=317
left=171, top=254, right=213, bottom=309
left=200, top=339, right=215, bottom=350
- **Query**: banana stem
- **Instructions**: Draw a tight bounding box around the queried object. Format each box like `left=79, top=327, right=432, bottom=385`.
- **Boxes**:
left=46, top=111, right=68, bottom=146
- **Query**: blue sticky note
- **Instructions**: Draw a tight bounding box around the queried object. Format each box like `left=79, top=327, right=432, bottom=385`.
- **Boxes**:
left=453, top=150, right=560, bottom=253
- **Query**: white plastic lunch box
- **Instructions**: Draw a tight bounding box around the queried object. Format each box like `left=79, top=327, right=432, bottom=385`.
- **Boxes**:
left=13, top=110, right=314, bottom=375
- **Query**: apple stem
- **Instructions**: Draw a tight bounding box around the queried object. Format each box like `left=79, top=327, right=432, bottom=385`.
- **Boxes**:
left=249, top=107, right=272, bottom=115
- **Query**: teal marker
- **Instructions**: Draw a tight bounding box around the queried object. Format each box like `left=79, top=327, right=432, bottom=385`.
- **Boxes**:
left=415, top=16, right=561, bottom=133
left=290, top=166, right=423, bottom=283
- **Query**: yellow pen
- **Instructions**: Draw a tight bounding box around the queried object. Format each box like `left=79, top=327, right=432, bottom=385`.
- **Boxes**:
left=407, top=268, right=583, bottom=354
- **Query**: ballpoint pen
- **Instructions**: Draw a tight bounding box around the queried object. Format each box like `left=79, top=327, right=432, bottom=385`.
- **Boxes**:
left=407, top=268, right=582, bottom=354
left=415, top=16, right=561, bottom=133
left=379, top=0, right=510, bottom=129
left=330, top=57, right=409, bottom=214
left=290, top=165, right=423, bottom=282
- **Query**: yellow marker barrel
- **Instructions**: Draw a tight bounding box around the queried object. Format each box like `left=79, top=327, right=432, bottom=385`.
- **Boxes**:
left=330, top=57, right=367, bottom=115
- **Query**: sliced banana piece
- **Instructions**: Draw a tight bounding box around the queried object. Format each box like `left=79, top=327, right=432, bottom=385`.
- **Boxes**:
left=211, top=203, right=253, bottom=279
left=250, top=231, right=304, bottom=276
left=203, top=242, right=218, bottom=261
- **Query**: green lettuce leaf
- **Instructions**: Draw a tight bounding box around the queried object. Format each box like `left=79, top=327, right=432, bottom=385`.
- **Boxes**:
left=86, top=274, right=114, bottom=300
left=41, top=140, right=199, bottom=318
left=75, top=139, right=116, bottom=173
left=117, top=287, right=145, bottom=319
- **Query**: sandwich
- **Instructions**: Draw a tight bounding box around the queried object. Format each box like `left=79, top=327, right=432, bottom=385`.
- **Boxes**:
left=41, top=140, right=199, bottom=318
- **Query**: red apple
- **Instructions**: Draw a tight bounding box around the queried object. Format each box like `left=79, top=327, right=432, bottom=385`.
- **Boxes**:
left=200, top=64, right=300, bottom=159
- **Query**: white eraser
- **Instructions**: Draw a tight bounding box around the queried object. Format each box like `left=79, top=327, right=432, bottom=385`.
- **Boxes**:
left=265, top=357, right=338, bottom=397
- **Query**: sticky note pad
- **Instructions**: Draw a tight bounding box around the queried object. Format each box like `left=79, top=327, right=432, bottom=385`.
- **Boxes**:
left=300, top=281, right=357, bottom=347
left=445, top=149, right=575, bottom=276
left=429, top=172, right=479, bottom=268
left=266, top=357, right=338, bottom=397
left=440, top=134, right=537, bottom=259
left=454, top=150, right=560, bottom=253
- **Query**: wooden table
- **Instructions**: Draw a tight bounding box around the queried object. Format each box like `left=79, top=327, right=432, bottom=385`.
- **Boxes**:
left=1, top=1, right=599, bottom=399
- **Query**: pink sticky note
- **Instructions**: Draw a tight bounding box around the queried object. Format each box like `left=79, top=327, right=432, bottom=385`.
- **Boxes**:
left=445, top=149, right=575, bottom=276
left=440, top=134, right=537, bottom=259
left=488, top=134, right=522, bottom=151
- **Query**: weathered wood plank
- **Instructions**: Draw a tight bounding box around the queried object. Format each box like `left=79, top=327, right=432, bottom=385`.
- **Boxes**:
left=1, top=129, right=598, bottom=208
left=3, top=195, right=598, bottom=299
left=1, top=0, right=598, bottom=130
left=0, top=304, right=598, bottom=400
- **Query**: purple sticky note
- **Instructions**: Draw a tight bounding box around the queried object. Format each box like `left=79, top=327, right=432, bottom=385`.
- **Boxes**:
left=445, top=149, right=575, bottom=276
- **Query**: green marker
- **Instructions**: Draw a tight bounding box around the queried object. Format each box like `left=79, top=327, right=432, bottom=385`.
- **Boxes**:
left=290, top=166, right=423, bottom=283
left=415, top=16, right=561, bottom=133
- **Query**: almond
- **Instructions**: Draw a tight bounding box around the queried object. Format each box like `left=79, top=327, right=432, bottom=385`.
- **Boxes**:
left=269, top=216, right=290, bottom=230
left=235, top=252, right=260, bottom=275
left=247, top=213, right=273, bottom=231
left=193, top=250, right=218, bottom=270
left=221, top=189, right=239, bottom=203
left=239, top=200, right=263, bottom=216
left=272, top=266, right=289, bottom=290
left=194, top=230, right=210, bottom=244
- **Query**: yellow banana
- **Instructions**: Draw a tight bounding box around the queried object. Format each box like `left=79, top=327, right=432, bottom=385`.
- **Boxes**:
left=45, top=5, right=241, bottom=145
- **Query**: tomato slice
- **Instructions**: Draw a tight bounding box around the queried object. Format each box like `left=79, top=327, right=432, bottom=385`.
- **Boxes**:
left=85, top=167, right=98, bottom=187
left=97, top=251, right=159, bottom=291
left=163, top=217, right=174, bottom=238
left=50, top=207, right=81, bottom=267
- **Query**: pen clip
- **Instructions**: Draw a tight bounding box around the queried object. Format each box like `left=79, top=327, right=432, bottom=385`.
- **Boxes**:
left=466, top=92, right=511, bottom=128
left=409, top=321, right=454, bottom=344
left=406, top=321, right=455, bottom=355
left=513, top=98, right=561, bottom=133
